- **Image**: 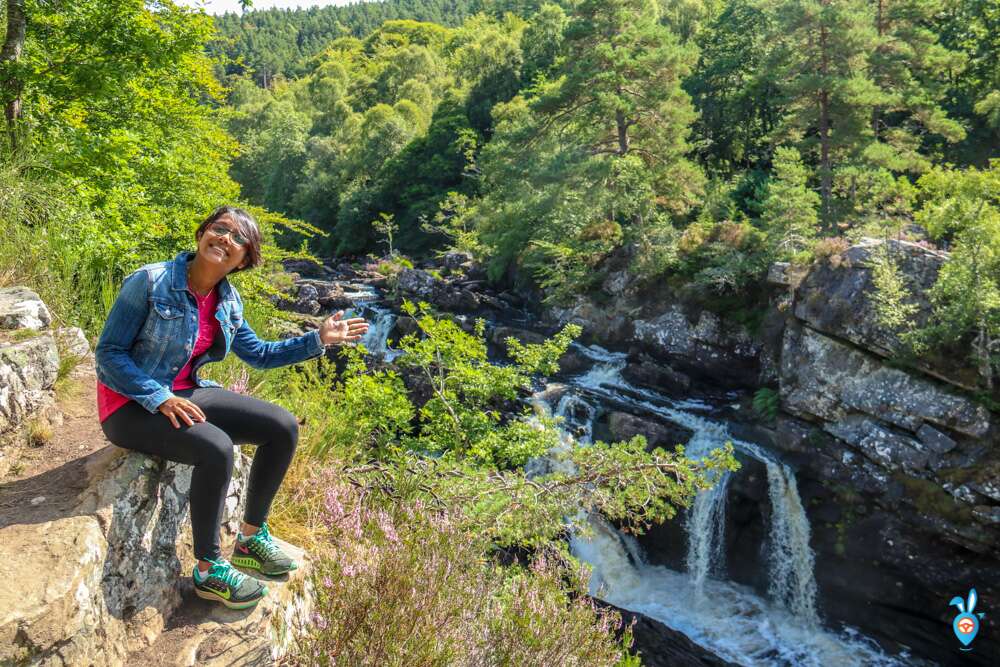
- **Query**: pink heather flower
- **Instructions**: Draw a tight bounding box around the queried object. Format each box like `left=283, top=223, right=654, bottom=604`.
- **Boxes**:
left=376, top=510, right=400, bottom=544
left=342, top=563, right=358, bottom=577
left=322, top=576, right=334, bottom=588
left=311, top=611, right=329, bottom=631
left=227, top=368, right=250, bottom=395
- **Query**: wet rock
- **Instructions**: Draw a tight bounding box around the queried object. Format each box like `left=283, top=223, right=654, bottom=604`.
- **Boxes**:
left=436, top=288, right=481, bottom=312
left=794, top=238, right=944, bottom=354
left=556, top=346, right=592, bottom=376
left=443, top=251, right=474, bottom=270
left=780, top=324, right=990, bottom=438
left=767, top=261, right=792, bottom=286
left=592, top=599, right=738, bottom=667
left=549, top=297, right=633, bottom=344
left=792, top=238, right=980, bottom=390
left=601, top=269, right=632, bottom=297
left=916, top=423, right=957, bottom=455
left=621, top=354, right=691, bottom=393
left=389, top=315, right=419, bottom=341
left=281, top=258, right=326, bottom=278
left=297, top=283, right=319, bottom=301
left=490, top=325, right=547, bottom=348
left=0, top=287, right=52, bottom=330
left=631, top=306, right=763, bottom=388
left=498, top=291, right=524, bottom=308
left=606, top=411, right=694, bottom=449
left=972, top=506, right=1000, bottom=525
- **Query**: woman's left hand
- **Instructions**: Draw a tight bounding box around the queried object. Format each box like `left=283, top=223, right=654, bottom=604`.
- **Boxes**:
left=319, top=310, right=370, bottom=346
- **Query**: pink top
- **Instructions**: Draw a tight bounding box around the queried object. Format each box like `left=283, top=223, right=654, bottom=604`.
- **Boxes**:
left=97, top=287, right=220, bottom=422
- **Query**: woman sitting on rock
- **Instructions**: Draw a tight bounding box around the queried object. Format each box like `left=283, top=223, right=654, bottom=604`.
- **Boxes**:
left=95, top=206, right=368, bottom=609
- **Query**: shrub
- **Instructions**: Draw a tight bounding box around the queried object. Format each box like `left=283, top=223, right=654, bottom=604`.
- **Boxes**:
left=811, top=236, right=850, bottom=263
left=751, top=387, right=780, bottom=422
left=287, top=469, right=634, bottom=666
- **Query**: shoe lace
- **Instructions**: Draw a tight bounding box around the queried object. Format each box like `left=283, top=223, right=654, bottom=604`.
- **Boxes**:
left=210, top=559, right=248, bottom=588
left=252, top=522, right=282, bottom=559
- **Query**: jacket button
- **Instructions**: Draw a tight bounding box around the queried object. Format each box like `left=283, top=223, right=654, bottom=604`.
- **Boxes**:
left=172, top=366, right=179, bottom=371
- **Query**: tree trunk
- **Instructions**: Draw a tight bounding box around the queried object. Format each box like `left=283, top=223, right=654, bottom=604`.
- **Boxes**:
left=616, top=109, right=629, bottom=156
left=1, top=0, right=27, bottom=152
left=818, top=17, right=832, bottom=225
left=872, top=0, right=886, bottom=140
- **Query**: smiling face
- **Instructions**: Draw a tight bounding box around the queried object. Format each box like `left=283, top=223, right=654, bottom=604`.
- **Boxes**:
left=195, top=214, right=249, bottom=273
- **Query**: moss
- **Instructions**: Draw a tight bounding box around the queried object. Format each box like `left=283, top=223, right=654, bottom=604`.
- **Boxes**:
left=832, top=521, right=847, bottom=558
left=938, top=461, right=1000, bottom=487
left=895, top=474, right=975, bottom=524
left=0, top=327, right=42, bottom=344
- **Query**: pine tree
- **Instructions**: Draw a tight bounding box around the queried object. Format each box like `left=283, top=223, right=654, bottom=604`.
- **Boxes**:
left=760, top=0, right=879, bottom=224
left=535, top=0, right=702, bottom=209
left=760, top=146, right=820, bottom=259
left=868, top=0, right=966, bottom=173
left=474, top=0, right=703, bottom=295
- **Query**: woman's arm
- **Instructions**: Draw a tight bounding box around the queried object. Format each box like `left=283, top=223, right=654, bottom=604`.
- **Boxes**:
left=94, top=271, right=176, bottom=413
left=230, top=318, right=325, bottom=369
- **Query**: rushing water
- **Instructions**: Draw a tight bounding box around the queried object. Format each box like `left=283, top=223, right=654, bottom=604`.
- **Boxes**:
left=346, top=285, right=401, bottom=361
left=536, top=344, right=910, bottom=667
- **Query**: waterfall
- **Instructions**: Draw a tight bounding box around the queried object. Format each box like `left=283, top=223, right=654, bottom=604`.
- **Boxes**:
left=686, top=471, right=730, bottom=603
left=535, top=343, right=910, bottom=666
left=765, top=462, right=819, bottom=624
left=360, top=304, right=399, bottom=361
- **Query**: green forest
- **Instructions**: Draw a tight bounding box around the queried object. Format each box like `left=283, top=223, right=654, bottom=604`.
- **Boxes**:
left=1, top=0, right=999, bottom=663
left=212, top=0, right=999, bottom=375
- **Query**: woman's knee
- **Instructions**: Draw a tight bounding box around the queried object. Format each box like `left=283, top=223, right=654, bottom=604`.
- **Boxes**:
left=195, top=428, right=235, bottom=471
left=271, top=406, right=299, bottom=451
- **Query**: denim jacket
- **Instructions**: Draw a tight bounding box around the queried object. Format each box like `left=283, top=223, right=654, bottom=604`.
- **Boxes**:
left=95, top=251, right=324, bottom=413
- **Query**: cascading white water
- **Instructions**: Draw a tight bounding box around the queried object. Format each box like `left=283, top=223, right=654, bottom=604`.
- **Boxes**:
left=343, top=284, right=401, bottom=361
left=541, top=343, right=910, bottom=666
left=765, top=463, right=819, bottom=624
left=686, top=470, right=730, bottom=604
left=361, top=304, right=400, bottom=361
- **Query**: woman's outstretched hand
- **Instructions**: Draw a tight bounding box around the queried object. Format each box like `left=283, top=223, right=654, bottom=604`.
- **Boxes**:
left=319, top=310, right=370, bottom=347
left=158, top=396, right=206, bottom=429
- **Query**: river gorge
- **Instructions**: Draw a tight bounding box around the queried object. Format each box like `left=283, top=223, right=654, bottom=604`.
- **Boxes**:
left=279, top=237, right=999, bottom=666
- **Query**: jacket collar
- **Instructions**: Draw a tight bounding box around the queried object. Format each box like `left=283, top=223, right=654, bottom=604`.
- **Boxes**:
left=170, top=250, right=236, bottom=304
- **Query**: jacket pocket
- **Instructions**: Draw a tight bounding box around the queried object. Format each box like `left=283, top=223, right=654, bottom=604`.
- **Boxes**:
left=145, top=300, right=185, bottom=343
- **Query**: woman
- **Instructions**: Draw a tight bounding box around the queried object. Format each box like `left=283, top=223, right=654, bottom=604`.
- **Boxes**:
left=95, top=206, right=368, bottom=609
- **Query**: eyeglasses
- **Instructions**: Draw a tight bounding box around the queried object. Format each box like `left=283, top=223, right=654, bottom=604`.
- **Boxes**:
left=207, top=223, right=250, bottom=248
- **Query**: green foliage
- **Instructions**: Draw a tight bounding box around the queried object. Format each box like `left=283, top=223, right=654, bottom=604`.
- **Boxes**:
left=760, top=146, right=819, bottom=260
left=868, top=244, right=921, bottom=337
left=751, top=387, right=779, bottom=422
left=474, top=0, right=703, bottom=296
left=394, top=300, right=572, bottom=468
left=687, top=0, right=778, bottom=172
left=210, top=1, right=484, bottom=85
left=676, top=217, right=770, bottom=294
left=913, top=162, right=1000, bottom=386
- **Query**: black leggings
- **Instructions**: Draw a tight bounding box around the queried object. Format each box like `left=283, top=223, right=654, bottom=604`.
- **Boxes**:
left=100, top=387, right=298, bottom=561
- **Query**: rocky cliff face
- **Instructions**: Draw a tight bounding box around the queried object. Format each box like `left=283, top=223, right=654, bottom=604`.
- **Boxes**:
left=526, top=239, right=999, bottom=663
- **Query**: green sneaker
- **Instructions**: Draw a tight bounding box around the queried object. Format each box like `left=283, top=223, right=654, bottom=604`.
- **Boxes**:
left=193, top=558, right=268, bottom=609
left=231, top=522, right=298, bottom=576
